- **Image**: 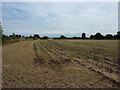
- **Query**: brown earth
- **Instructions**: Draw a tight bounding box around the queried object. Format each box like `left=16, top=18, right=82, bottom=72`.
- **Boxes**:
left=2, top=40, right=119, bottom=88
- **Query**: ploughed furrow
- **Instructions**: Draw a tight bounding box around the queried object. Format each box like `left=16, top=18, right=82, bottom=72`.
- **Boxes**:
left=48, top=40, right=118, bottom=68
left=35, top=41, right=111, bottom=88
left=34, top=41, right=101, bottom=87
left=38, top=41, right=73, bottom=67
left=34, top=41, right=99, bottom=87
left=44, top=40, right=118, bottom=74
left=40, top=40, right=119, bottom=87
left=35, top=41, right=70, bottom=70
left=33, top=40, right=59, bottom=66
left=47, top=40, right=119, bottom=73
left=33, top=41, right=46, bottom=64
left=47, top=40, right=119, bottom=72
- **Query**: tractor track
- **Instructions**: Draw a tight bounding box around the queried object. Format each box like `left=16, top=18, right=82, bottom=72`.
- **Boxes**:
left=49, top=40, right=118, bottom=66
left=46, top=40, right=119, bottom=74
left=3, top=40, right=119, bottom=88
left=48, top=40, right=119, bottom=69
left=34, top=40, right=119, bottom=87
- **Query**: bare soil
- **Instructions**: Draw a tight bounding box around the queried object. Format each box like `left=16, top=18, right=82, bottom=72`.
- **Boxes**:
left=2, top=40, right=119, bottom=88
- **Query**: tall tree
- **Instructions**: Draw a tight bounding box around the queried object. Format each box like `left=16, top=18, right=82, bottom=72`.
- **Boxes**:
left=90, top=35, right=94, bottom=39
left=81, top=33, right=86, bottom=39
left=60, top=35, right=66, bottom=39
left=42, top=36, right=49, bottom=39
left=106, top=34, right=113, bottom=39
left=33, top=34, right=40, bottom=40
left=117, top=31, right=120, bottom=39
left=94, top=32, right=104, bottom=39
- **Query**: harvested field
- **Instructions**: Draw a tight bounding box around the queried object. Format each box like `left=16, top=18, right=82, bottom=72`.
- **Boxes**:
left=2, top=40, right=119, bottom=88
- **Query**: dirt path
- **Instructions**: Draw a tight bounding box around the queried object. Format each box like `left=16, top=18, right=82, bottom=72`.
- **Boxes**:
left=2, top=40, right=119, bottom=88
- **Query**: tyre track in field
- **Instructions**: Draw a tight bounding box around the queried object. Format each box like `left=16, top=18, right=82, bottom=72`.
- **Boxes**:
left=34, top=40, right=65, bottom=69
left=48, top=40, right=119, bottom=72
left=34, top=41, right=88, bottom=88
left=38, top=41, right=70, bottom=68
left=49, top=40, right=119, bottom=69
left=45, top=41, right=118, bottom=74
left=34, top=41, right=104, bottom=87
left=47, top=40, right=119, bottom=73
left=39, top=40, right=119, bottom=87
left=33, top=41, right=46, bottom=64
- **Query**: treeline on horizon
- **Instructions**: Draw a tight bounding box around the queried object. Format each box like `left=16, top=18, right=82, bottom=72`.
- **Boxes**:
left=0, top=22, right=120, bottom=45
left=2, top=31, right=120, bottom=41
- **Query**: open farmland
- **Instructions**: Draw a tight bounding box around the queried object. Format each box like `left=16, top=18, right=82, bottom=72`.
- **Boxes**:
left=2, top=40, right=119, bottom=88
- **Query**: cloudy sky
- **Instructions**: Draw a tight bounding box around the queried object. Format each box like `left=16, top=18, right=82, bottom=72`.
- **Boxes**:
left=2, top=2, right=118, bottom=37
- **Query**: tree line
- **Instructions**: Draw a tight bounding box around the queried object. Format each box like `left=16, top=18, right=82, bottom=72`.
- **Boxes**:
left=53, top=32, right=120, bottom=39
left=0, top=22, right=120, bottom=42
left=1, top=31, right=120, bottom=40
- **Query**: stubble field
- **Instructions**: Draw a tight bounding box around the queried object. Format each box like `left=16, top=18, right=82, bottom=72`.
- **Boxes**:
left=2, top=40, right=119, bottom=88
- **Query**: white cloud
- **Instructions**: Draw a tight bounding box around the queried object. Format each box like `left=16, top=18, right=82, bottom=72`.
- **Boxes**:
left=2, top=2, right=118, bottom=36
left=2, top=0, right=119, bottom=2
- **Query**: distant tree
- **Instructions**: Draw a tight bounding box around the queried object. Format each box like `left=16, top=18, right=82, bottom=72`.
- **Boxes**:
left=25, top=37, right=28, bottom=39
left=15, top=34, right=19, bottom=38
left=10, top=33, right=16, bottom=39
left=90, top=35, right=94, bottom=39
left=13, top=33, right=16, bottom=37
left=17, top=35, right=21, bottom=38
left=106, top=34, right=113, bottom=39
left=94, top=32, right=104, bottom=39
left=2, top=34, right=11, bottom=42
left=113, top=35, right=117, bottom=39
left=22, top=36, right=25, bottom=38
left=29, top=35, right=33, bottom=38
left=60, top=35, right=66, bottom=39
left=33, top=34, right=40, bottom=40
left=9, top=35, right=13, bottom=37
left=81, top=33, right=86, bottom=39
left=42, top=36, right=49, bottom=39
left=73, top=37, right=78, bottom=39
left=117, top=31, right=120, bottom=39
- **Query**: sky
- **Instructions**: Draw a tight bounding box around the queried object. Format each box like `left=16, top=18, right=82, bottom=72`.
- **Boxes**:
left=2, top=2, right=118, bottom=37
left=0, top=2, right=2, bottom=22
